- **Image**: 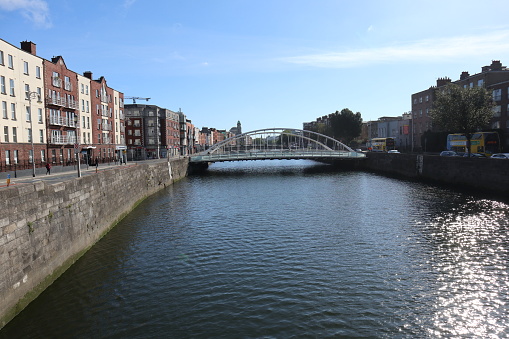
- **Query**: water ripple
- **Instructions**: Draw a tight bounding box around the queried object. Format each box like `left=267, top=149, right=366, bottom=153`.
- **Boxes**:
left=1, top=160, right=509, bottom=338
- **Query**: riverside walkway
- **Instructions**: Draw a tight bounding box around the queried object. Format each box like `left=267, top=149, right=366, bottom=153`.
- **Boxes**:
left=0, top=158, right=171, bottom=189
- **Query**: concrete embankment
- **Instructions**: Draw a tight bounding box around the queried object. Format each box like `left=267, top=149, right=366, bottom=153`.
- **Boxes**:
left=0, top=158, right=188, bottom=329
left=359, top=153, right=509, bottom=196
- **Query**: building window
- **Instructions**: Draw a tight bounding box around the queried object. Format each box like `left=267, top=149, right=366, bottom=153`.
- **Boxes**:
left=5, top=150, right=10, bottom=165
left=425, top=95, right=429, bottom=102
left=9, top=79, right=15, bottom=96
left=3, top=126, right=8, bottom=142
left=82, top=99, right=85, bottom=112
left=28, top=128, right=32, bottom=143
left=11, top=103, right=16, bottom=120
left=64, top=76, right=72, bottom=91
left=0, top=50, right=4, bottom=65
left=12, top=127, right=17, bottom=142
left=492, top=121, right=500, bottom=129
left=26, top=106, right=31, bottom=121
left=23, top=61, right=29, bottom=75
left=86, top=101, right=89, bottom=113
left=81, top=83, right=84, bottom=94
left=0, top=76, right=5, bottom=94
left=493, top=89, right=502, bottom=101
left=38, top=108, right=43, bottom=123
left=85, top=85, right=88, bottom=95
left=2, top=101, right=6, bottom=118
left=478, top=79, right=484, bottom=87
left=13, top=150, right=18, bottom=164
left=7, top=54, right=13, bottom=69
left=40, top=129, right=44, bottom=143
left=36, top=66, right=41, bottom=78
left=41, top=149, right=45, bottom=162
left=493, top=105, right=501, bottom=117
left=52, top=72, right=61, bottom=87
left=25, top=84, right=30, bottom=99
left=470, top=82, right=474, bottom=88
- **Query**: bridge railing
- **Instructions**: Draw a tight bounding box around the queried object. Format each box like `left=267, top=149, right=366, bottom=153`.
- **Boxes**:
left=190, top=149, right=366, bottom=163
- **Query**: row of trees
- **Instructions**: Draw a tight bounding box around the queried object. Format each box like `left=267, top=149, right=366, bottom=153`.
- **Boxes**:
left=306, top=108, right=363, bottom=146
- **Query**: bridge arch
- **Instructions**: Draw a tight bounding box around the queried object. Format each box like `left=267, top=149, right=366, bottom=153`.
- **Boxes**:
left=203, top=128, right=355, bottom=154
left=190, top=128, right=364, bottom=163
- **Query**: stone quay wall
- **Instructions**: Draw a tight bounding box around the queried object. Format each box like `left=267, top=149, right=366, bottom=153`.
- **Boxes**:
left=360, top=153, right=509, bottom=195
left=0, top=158, right=188, bottom=328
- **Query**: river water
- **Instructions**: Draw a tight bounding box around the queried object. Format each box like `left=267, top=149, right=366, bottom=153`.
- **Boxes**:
left=1, top=160, right=509, bottom=338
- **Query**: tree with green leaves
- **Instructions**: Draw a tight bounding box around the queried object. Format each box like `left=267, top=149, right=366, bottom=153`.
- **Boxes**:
left=430, top=83, right=494, bottom=154
left=329, top=108, right=363, bottom=145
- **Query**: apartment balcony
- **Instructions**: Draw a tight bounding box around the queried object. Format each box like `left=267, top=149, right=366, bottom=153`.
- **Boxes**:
left=49, top=116, right=78, bottom=128
left=46, top=96, right=79, bottom=110
left=51, top=135, right=77, bottom=145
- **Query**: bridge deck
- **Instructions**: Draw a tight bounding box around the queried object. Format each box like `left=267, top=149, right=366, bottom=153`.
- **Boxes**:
left=190, top=150, right=366, bottom=163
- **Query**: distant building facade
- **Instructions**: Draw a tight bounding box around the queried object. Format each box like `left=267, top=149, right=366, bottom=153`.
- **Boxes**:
left=411, top=60, right=509, bottom=150
left=124, top=104, right=180, bottom=160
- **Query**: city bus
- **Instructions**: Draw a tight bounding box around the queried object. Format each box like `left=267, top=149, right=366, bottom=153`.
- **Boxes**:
left=368, top=137, right=396, bottom=152
left=446, top=132, right=501, bottom=156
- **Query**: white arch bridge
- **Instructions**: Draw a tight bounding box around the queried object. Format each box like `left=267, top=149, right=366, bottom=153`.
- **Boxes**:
left=189, top=128, right=366, bottom=164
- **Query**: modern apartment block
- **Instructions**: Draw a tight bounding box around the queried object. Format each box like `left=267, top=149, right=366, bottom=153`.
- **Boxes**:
left=0, top=39, right=46, bottom=168
left=124, top=104, right=180, bottom=160
left=411, top=60, right=509, bottom=151
left=0, top=38, right=125, bottom=171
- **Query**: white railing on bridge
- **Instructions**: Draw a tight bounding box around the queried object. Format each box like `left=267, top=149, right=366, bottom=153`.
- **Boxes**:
left=190, top=149, right=366, bottom=163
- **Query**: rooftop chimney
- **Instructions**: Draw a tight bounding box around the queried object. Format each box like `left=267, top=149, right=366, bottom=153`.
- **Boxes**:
left=20, top=41, right=36, bottom=55
left=83, top=71, right=93, bottom=79
left=436, top=77, right=451, bottom=87
left=490, top=60, right=502, bottom=71
left=460, top=71, right=469, bottom=80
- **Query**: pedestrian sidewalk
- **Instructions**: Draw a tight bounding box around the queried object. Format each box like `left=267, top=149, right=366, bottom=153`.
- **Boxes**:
left=0, top=162, right=136, bottom=189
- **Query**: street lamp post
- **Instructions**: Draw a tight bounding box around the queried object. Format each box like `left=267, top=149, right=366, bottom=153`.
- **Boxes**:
left=27, top=91, right=41, bottom=177
left=74, top=116, right=81, bottom=178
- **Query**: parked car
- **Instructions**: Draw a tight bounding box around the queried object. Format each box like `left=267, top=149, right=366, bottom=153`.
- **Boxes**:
left=463, top=153, right=485, bottom=157
left=388, top=150, right=400, bottom=154
left=440, top=151, right=458, bottom=157
left=491, top=153, right=509, bottom=159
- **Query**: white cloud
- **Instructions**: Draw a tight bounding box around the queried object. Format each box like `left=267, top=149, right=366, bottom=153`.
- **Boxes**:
left=281, top=30, right=509, bottom=68
left=123, top=0, right=136, bottom=10
left=0, top=0, right=51, bottom=28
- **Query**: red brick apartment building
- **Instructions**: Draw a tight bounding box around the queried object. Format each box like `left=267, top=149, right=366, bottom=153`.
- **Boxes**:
left=0, top=38, right=125, bottom=172
left=412, top=60, right=509, bottom=151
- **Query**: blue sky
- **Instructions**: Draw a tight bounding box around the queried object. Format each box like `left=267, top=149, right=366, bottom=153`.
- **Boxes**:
left=2, top=0, right=509, bottom=132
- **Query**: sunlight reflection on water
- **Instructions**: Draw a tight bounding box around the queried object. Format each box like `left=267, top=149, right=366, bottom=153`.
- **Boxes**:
left=426, top=199, right=509, bottom=337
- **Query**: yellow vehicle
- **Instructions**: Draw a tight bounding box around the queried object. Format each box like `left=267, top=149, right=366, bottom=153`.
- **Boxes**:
left=369, top=137, right=395, bottom=152
left=446, top=132, right=500, bottom=156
